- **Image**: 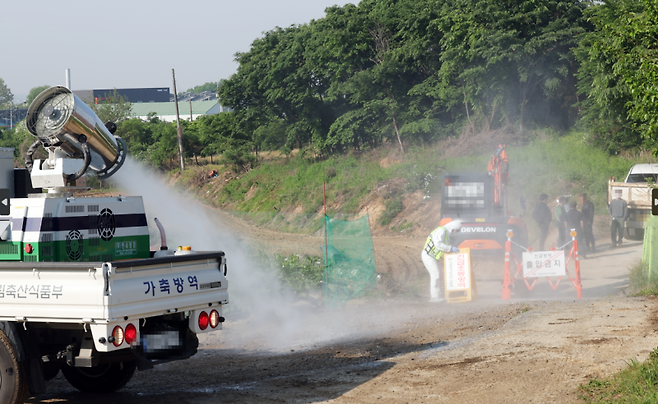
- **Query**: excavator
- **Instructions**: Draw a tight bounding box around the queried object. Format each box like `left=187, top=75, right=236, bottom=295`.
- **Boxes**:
left=439, top=144, right=527, bottom=254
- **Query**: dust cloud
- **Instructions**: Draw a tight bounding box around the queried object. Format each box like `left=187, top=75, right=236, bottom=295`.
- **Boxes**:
left=110, top=158, right=406, bottom=352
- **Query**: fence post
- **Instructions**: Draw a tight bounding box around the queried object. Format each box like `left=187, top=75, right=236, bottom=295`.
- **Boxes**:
left=573, top=237, right=582, bottom=299
left=502, top=231, right=512, bottom=300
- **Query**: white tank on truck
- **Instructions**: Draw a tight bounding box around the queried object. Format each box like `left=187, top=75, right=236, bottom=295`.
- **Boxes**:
left=607, top=164, right=658, bottom=240
left=0, top=86, right=229, bottom=403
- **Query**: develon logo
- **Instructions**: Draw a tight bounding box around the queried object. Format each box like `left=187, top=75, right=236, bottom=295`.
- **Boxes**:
left=461, top=227, right=497, bottom=233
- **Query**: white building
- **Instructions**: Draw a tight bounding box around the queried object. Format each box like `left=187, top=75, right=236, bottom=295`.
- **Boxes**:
left=129, top=100, right=229, bottom=122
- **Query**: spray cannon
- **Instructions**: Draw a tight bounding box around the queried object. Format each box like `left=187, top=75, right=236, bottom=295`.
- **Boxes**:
left=25, top=86, right=127, bottom=189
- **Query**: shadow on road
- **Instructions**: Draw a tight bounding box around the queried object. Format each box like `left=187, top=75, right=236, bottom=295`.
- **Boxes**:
left=28, top=346, right=398, bottom=404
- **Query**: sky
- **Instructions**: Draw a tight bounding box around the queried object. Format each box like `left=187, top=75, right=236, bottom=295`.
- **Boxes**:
left=2, top=0, right=359, bottom=103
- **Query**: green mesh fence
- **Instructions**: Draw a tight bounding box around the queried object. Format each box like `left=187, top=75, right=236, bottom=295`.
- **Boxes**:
left=642, top=215, right=658, bottom=282
left=219, top=211, right=376, bottom=304
left=323, top=214, right=377, bottom=308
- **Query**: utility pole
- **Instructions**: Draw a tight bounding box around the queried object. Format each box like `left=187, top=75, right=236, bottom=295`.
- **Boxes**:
left=172, top=69, right=185, bottom=172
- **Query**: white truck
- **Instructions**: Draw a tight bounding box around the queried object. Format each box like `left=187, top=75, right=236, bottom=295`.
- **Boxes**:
left=607, top=164, right=658, bottom=240
left=0, top=86, right=229, bottom=403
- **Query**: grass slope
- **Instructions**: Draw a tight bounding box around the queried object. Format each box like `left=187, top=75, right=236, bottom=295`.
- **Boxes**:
left=175, top=132, right=639, bottom=235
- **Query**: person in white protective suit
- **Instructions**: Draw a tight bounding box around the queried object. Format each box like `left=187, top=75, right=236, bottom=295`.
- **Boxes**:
left=421, top=221, right=462, bottom=303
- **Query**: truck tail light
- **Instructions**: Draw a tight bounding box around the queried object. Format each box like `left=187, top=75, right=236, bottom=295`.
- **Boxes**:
left=112, top=326, right=124, bottom=347
left=198, top=311, right=209, bottom=330
left=209, top=310, right=220, bottom=329
left=125, top=323, right=137, bottom=345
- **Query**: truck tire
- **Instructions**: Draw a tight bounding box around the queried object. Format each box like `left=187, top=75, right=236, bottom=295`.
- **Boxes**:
left=0, top=331, right=28, bottom=404
left=61, top=360, right=136, bottom=393
left=626, top=227, right=644, bottom=241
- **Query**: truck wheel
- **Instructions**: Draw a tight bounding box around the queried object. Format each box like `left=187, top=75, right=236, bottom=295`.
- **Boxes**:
left=61, top=360, right=136, bottom=393
left=626, top=228, right=644, bottom=241
left=0, top=331, right=28, bottom=404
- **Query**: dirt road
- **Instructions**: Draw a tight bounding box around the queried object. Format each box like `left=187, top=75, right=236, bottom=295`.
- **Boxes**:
left=29, top=219, right=657, bottom=403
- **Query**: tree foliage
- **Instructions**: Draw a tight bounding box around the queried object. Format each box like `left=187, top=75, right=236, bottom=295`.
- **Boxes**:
left=576, top=0, right=658, bottom=154
left=86, top=89, right=132, bottom=125
left=116, top=117, right=180, bottom=170
left=114, top=112, right=254, bottom=172
left=26, top=85, right=50, bottom=106
left=0, top=79, right=14, bottom=109
left=218, top=0, right=589, bottom=155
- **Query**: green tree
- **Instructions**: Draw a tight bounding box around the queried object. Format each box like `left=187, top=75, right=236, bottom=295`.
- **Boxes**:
left=0, top=79, right=14, bottom=109
left=144, top=122, right=180, bottom=170
left=116, top=116, right=186, bottom=170
left=194, top=112, right=256, bottom=172
left=26, top=85, right=50, bottom=106
left=196, top=113, right=232, bottom=157
left=117, top=117, right=156, bottom=160
left=0, top=121, right=38, bottom=163
left=86, top=89, right=132, bottom=125
left=431, top=0, right=586, bottom=133
left=621, top=1, right=658, bottom=146
left=316, top=1, right=420, bottom=152
left=577, top=0, right=658, bottom=152
left=220, top=24, right=328, bottom=152
left=218, top=0, right=588, bottom=155
left=575, top=0, right=646, bottom=154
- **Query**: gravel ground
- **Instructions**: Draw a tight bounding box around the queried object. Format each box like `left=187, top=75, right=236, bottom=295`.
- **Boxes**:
left=29, top=230, right=656, bottom=404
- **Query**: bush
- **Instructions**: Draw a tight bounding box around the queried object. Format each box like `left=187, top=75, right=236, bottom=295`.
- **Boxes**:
left=274, top=254, right=324, bottom=296
left=379, top=197, right=404, bottom=226
left=222, top=146, right=257, bottom=173
left=628, top=260, right=658, bottom=296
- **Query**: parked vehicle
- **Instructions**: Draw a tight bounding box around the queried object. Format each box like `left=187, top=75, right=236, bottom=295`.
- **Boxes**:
left=607, top=164, right=658, bottom=240
left=0, top=86, right=229, bottom=403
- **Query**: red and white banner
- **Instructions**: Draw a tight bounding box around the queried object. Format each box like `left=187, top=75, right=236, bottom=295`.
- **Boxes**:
left=521, top=251, right=566, bottom=278
left=445, top=252, right=471, bottom=291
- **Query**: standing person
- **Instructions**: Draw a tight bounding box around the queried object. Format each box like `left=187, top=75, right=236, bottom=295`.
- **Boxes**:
left=580, top=193, right=595, bottom=252
left=421, top=221, right=462, bottom=303
left=532, top=193, right=552, bottom=250
left=566, top=200, right=587, bottom=259
left=608, top=189, right=628, bottom=248
left=555, top=196, right=568, bottom=248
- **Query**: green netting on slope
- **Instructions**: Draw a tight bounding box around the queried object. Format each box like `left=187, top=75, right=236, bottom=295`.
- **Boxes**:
left=323, top=214, right=377, bottom=308
left=642, top=215, right=658, bottom=282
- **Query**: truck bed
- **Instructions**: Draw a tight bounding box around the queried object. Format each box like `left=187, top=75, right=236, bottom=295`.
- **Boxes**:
left=0, top=252, right=227, bottom=323
left=608, top=181, right=652, bottom=208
